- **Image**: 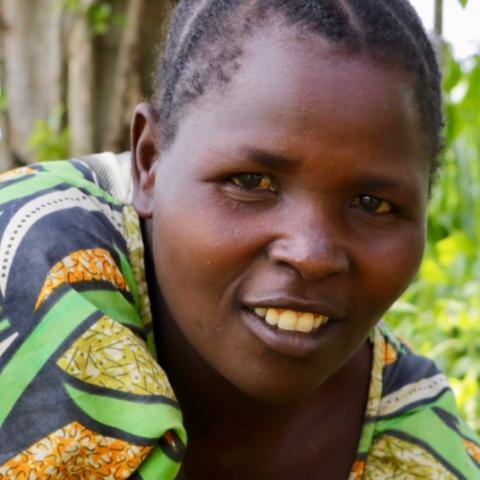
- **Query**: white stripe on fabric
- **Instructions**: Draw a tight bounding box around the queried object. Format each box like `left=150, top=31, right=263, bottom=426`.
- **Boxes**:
left=0, top=188, right=124, bottom=295
left=379, top=373, right=450, bottom=417
left=0, top=332, right=19, bottom=359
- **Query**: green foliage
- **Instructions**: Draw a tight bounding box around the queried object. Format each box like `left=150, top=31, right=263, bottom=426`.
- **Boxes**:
left=27, top=107, right=70, bottom=162
left=61, top=0, right=125, bottom=35
left=0, top=83, right=6, bottom=113
left=87, top=3, right=113, bottom=35
left=61, top=0, right=80, bottom=10
left=385, top=44, right=480, bottom=436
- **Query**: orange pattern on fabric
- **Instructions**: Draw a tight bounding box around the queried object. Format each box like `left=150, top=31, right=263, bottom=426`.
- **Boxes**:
left=0, top=166, right=36, bottom=182
left=383, top=341, right=398, bottom=367
left=349, top=460, right=365, bottom=480
left=0, top=421, right=152, bottom=479
left=464, top=438, right=480, bottom=464
left=35, top=248, right=127, bottom=310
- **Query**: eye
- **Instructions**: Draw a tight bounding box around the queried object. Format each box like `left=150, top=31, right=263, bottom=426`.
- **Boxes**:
left=230, top=173, right=277, bottom=192
left=353, top=194, right=393, bottom=214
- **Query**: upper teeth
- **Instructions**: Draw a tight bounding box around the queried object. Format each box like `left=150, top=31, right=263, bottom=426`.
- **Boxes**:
left=253, top=308, right=329, bottom=333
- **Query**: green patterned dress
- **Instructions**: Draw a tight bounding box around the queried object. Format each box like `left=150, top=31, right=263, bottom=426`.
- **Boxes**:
left=0, top=154, right=478, bottom=479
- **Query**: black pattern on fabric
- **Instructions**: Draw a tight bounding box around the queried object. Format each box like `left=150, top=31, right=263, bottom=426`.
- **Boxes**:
left=0, top=154, right=478, bottom=480
left=0, top=156, right=185, bottom=479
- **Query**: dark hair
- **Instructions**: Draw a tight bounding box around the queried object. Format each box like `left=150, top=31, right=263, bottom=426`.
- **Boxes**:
left=152, top=0, right=443, bottom=176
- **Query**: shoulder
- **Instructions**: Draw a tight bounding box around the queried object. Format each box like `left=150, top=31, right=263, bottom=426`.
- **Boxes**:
left=0, top=155, right=131, bottom=327
left=0, top=155, right=185, bottom=478
left=357, top=323, right=480, bottom=479
left=0, top=152, right=132, bottom=209
left=0, top=155, right=128, bottom=248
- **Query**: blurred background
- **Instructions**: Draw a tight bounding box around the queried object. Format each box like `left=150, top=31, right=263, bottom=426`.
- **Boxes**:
left=0, top=0, right=175, bottom=166
left=0, top=0, right=478, bottom=434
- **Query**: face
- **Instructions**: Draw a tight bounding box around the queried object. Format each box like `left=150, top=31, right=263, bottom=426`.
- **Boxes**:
left=133, top=28, right=430, bottom=403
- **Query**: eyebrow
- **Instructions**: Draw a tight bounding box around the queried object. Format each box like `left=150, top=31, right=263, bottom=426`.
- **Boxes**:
left=243, top=148, right=299, bottom=171
left=355, top=174, right=419, bottom=198
left=357, top=176, right=403, bottom=190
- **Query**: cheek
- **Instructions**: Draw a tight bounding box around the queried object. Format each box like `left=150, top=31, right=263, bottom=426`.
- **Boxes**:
left=150, top=191, right=265, bottom=310
left=149, top=190, right=270, bottom=377
left=355, top=224, right=425, bottom=316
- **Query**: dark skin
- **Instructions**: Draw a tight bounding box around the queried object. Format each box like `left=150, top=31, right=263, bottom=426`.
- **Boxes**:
left=142, top=240, right=371, bottom=478
left=132, top=27, right=430, bottom=479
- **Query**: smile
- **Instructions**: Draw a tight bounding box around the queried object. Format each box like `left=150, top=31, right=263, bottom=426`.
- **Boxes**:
left=252, top=307, right=329, bottom=333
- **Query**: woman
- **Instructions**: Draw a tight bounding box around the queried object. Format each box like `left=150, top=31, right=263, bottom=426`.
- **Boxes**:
left=0, top=1, right=479, bottom=478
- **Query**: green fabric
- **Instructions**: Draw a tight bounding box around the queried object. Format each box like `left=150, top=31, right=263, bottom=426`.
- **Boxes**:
left=0, top=158, right=185, bottom=479
left=65, top=383, right=184, bottom=440
left=80, top=289, right=143, bottom=329
left=350, top=323, right=480, bottom=479
left=0, top=157, right=478, bottom=479
left=139, top=446, right=182, bottom=480
left=0, top=290, right=97, bottom=425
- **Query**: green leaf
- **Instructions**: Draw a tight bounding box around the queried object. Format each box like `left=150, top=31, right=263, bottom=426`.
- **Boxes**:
left=87, top=3, right=113, bottom=35
left=443, top=45, right=462, bottom=93
left=419, top=258, right=448, bottom=284
left=26, top=106, right=70, bottom=162
left=61, top=0, right=80, bottom=12
left=435, top=231, right=475, bottom=266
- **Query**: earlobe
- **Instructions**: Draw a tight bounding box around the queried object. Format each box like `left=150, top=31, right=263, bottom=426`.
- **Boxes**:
left=131, top=103, right=161, bottom=218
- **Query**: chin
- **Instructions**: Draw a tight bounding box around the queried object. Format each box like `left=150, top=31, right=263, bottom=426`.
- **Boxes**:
left=231, top=369, right=326, bottom=405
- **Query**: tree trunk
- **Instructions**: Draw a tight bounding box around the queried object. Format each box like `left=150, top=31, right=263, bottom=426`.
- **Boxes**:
left=0, top=0, right=178, bottom=163
left=103, top=0, right=144, bottom=152
left=434, top=0, right=443, bottom=37
left=0, top=11, right=14, bottom=171
left=67, top=0, right=95, bottom=157
left=1, top=0, right=64, bottom=163
left=434, top=0, right=443, bottom=66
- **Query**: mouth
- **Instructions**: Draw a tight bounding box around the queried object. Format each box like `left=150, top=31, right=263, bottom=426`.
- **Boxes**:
left=251, top=307, right=329, bottom=333
left=241, top=304, right=338, bottom=358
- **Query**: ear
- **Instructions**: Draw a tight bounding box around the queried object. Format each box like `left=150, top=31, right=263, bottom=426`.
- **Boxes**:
left=131, top=103, right=161, bottom=218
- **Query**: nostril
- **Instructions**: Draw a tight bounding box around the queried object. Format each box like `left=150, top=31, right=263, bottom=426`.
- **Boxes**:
left=267, top=237, right=349, bottom=281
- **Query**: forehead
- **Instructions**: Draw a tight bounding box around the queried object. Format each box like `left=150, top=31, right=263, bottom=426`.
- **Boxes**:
left=168, top=26, right=430, bottom=186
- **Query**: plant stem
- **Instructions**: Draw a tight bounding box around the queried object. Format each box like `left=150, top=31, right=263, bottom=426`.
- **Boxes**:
left=434, top=0, right=444, bottom=67
left=434, top=0, right=443, bottom=36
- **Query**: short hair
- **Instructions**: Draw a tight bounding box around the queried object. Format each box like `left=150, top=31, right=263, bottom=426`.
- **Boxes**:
left=152, top=0, right=442, bottom=176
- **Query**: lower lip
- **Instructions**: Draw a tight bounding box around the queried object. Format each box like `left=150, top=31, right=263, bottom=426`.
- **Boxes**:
left=241, top=308, right=337, bottom=358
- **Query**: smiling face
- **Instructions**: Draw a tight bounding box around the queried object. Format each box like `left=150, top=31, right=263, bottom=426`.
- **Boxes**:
left=133, top=28, right=431, bottom=403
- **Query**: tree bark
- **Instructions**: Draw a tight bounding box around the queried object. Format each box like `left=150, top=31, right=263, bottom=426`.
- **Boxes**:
left=434, top=0, right=443, bottom=37
left=138, top=0, right=177, bottom=96
left=103, top=0, right=144, bottom=152
left=434, top=0, right=443, bottom=66
left=67, top=0, right=95, bottom=157
left=0, top=11, right=14, bottom=171
left=0, top=0, right=177, bottom=162
left=1, top=0, right=64, bottom=163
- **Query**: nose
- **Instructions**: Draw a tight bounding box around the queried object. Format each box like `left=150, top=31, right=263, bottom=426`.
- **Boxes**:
left=267, top=213, right=350, bottom=281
